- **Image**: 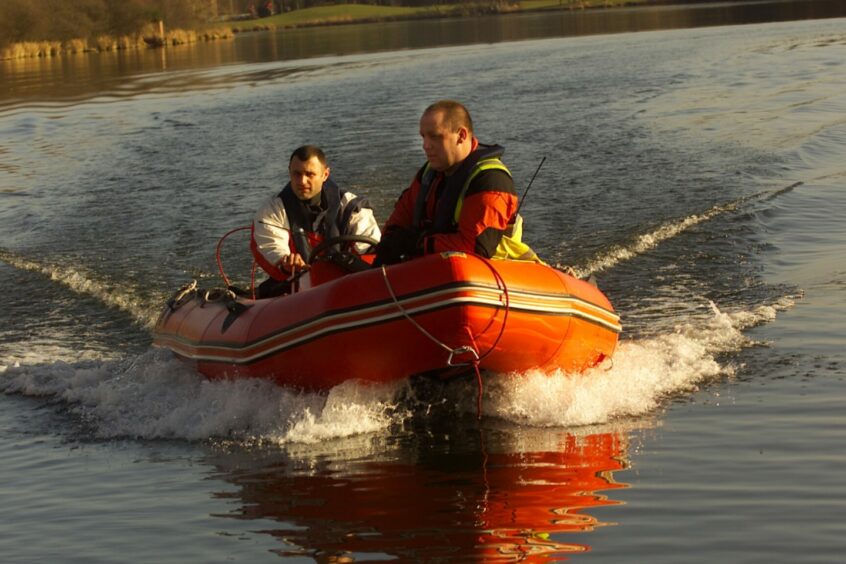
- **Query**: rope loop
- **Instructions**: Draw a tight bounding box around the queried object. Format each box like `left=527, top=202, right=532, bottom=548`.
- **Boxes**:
left=379, top=256, right=512, bottom=368
left=167, top=280, right=198, bottom=311
left=380, top=265, right=457, bottom=356
left=380, top=262, right=493, bottom=420
left=447, top=345, right=480, bottom=367
left=215, top=225, right=257, bottom=299
left=199, top=287, right=237, bottom=307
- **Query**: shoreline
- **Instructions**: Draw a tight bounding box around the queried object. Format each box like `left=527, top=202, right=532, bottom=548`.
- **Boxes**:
left=1, top=0, right=652, bottom=62
left=0, top=25, right=234, bottom=62
left=226, top=0, right=652, bottom=33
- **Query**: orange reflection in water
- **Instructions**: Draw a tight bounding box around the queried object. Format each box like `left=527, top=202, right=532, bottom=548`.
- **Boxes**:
left=475, top=433, right=627, bottom=560
left=215, top=431, right=628, bottom=561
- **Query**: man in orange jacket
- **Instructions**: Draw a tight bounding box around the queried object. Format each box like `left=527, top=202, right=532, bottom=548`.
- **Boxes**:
left=374, top=100, right=519, bottom=265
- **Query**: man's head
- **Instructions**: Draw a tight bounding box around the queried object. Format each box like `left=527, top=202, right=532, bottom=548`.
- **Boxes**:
left=419, top=100, right=474, bottom=174
left=288, top=145, right=330, bottom=201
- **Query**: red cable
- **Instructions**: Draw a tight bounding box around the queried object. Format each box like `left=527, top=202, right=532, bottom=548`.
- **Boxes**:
left=473, top=361, right=484, bottom=421
left=471, top=254, right=511, bottom=362
left=215, top=225, right=252, bottom=289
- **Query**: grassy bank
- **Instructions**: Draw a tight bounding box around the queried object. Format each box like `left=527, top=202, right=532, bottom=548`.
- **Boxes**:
left=1, top=0, right=650, bottom=61
left=229, top=0, right=652, bottom=32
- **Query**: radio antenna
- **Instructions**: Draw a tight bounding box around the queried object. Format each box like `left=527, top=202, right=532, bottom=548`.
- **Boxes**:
left=515, top=156, right=546, bottom=217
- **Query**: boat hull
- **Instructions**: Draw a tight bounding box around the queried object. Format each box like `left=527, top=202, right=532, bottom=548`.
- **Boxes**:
left=153, top=253, right=621, bottom=390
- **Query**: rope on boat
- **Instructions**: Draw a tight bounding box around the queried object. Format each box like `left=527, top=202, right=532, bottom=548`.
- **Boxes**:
left=463, top=327, right=486, bottom=422
left=216, top=225, right=257, bottom=299
left=472, top=255, right=511, bottom=363
left=379, top=265, right=471, bottom=358
left=167, top=279, right=198, bottom=311
left=200, top=287, right=237, bottom=305
left=456, top=256, right=513, bottom=420
left=379, top=256, right=512, bottom=421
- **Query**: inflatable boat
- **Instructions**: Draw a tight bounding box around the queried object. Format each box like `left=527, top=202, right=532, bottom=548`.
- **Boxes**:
left=153, top=245, right=621, bottom=391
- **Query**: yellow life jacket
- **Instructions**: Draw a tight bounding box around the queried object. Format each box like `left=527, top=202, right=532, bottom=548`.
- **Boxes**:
left=455, top=159, right=545, bottom=264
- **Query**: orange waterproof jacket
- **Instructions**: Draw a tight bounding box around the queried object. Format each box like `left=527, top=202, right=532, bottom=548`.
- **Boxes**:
left=384, top=142, right=518, bottom=258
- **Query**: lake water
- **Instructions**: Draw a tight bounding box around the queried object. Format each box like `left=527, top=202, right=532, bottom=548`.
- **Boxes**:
left=2, top=2, right=845, bottom=562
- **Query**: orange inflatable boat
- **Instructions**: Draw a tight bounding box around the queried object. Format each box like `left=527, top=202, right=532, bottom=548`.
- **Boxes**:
left=153, top=250, right=621, bottom=391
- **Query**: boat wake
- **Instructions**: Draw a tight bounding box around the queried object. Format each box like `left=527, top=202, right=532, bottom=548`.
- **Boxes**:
left=0, top=247, right=160, bottom=328
left=0, top=292, right=795, bottom=442
left=574, top=182, right=802, bottom=277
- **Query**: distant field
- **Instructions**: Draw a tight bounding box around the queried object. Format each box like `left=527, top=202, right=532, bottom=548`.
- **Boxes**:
left=229, top=4, right=433, bottom=31
left=519, top=0, right=651, bottom=8
left=227, top=1, right=651, bottom=32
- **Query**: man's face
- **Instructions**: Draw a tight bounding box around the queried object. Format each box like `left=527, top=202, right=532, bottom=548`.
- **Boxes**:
left=419, top=110, right=469, bottom=174
left=289, top=155, right=329, bottom=200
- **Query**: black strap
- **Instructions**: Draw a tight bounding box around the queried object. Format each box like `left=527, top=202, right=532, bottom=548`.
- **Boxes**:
left=413, top=144, right=506, bottom=234
left=279, top=179, right=343, bottom=262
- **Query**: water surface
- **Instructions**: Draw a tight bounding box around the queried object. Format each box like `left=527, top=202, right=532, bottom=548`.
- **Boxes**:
left=1, top=3, right=845, bottom=562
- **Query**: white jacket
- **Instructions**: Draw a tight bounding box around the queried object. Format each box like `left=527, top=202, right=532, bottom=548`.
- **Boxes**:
left=252, top=189, right=381, bottom=268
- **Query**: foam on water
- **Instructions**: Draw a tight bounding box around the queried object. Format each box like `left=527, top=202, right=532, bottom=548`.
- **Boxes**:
left=481, top=296, right=796, bottom=427
left=0, top=348, right=407, bottom=444
left=1, top=292, right=795, bottom=441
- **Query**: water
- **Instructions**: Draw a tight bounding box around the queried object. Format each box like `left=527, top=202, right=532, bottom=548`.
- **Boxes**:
left=2, top=3, right=846, bottom=562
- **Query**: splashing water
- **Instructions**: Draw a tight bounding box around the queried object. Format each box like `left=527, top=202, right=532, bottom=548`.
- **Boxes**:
left=482, top=297, right=795, bottom=427
left=0, top=349, right=407, bottom=443
left=0, top=289, right=794, bottom=441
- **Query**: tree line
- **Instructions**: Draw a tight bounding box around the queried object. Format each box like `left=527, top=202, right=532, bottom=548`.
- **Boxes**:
left=0, top=0, right=214, bottom=47
left=0, top=0, right=514, bottom=47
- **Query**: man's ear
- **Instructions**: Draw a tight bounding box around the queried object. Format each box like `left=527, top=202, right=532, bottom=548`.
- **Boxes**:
left=457, top=127, right=468, bottom=144
left=323, top=166, right=331, bottom=180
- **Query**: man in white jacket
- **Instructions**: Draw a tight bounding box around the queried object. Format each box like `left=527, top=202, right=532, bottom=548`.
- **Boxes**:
left=250, top=145, right=381, bottom=297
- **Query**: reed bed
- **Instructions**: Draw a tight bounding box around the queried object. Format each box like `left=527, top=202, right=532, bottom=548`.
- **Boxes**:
left=0, top=26, right=233, bottom=61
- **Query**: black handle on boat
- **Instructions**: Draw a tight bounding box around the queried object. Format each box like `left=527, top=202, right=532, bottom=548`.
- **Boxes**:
left=515, top=156, right=546, bottom=218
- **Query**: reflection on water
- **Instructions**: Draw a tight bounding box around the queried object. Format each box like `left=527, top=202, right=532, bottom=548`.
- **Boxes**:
left=1, top=0, right=844, bottom=111
left=209, top=430, right=628, bottom=561
left=2, top=4, right=845, bottom=562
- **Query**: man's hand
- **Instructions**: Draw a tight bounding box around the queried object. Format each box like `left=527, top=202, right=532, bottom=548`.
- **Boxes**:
left=279, top=253, right=307, bottom=273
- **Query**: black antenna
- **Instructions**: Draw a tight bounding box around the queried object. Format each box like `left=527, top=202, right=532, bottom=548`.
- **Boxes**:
left=515, top=156, right=546, bottom=217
